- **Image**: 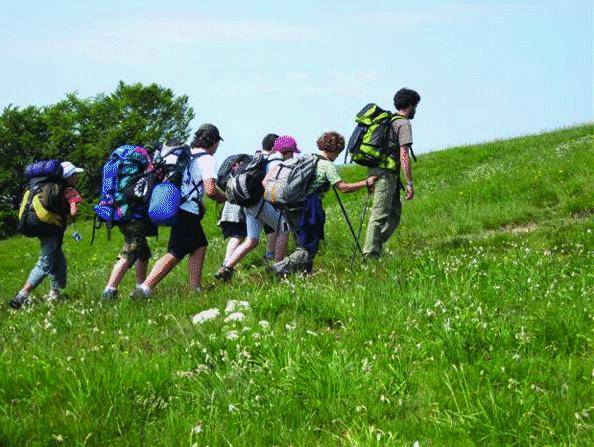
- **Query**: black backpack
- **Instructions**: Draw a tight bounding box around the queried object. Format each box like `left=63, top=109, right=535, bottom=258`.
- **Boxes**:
left=217, top=153, right=252, bottom=190
left=18, top=161, right=67, bottom=238
left=152, top=141, right=192, bottom=187
left=225, top=153, right=270, bottom=207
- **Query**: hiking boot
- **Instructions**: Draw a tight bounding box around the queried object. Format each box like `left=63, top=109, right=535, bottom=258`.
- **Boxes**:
left=214, top=266, right=234, bottom=282
left=9, top=293, right=28, bottom=310
left=44, top=289, right=62, bottom=302
left=304, top=261, right=314, bottom=274
left=130, top=286, right=150, bottom=300
left=363, top=252, right=380, bottom=261
left=101, top=288, right=118, bottom=301
left=271, top=258, right=293, bottom=277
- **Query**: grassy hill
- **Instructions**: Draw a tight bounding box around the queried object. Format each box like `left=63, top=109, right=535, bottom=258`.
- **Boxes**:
left=0, top=124, right=592, bottom=446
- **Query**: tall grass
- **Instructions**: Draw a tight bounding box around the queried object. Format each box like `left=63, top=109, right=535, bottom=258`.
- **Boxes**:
left=0, top=124, right=592, bottom=446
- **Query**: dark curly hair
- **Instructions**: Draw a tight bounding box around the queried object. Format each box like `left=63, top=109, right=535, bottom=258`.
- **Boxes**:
left=317, top=131, right=345, bottom=153
left=393, top=88, right=421, bottom=110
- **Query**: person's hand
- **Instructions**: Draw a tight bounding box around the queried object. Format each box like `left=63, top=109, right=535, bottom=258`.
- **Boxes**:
left=405, top=184, right=415, bottom=200
left=366, top=176, right=377, bottom=192
left=70, top=203, right=79, bottom=217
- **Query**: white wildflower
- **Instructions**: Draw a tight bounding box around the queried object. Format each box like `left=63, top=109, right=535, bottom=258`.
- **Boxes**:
left=258, top=320, right=270, bottom=330
left=191, top=308, right=220, bottom=325
left=225, top=300, right=250, bottom=313
left=226, top=330, right=239, bottom=340
left=224, top=312, right=246, bottom=323
left=285, top=322, right=297, bottom=332
left=228, top=403, right=237, bottom=412
left=192, top=421, right=203, bottom=433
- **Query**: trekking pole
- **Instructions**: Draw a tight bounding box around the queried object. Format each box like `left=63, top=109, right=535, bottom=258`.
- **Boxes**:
left=332, top=186, right=364, bottom=258
left=350, top=191, right=372, bottom=268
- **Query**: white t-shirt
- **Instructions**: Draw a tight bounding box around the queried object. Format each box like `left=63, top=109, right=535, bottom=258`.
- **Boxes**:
left=179, top=148, right=217, bottom=215
left=265, top=152, right=282, bottom=172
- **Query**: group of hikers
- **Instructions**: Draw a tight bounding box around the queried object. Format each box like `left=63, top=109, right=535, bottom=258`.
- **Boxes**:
left=9, top=88, right=420, bottom=309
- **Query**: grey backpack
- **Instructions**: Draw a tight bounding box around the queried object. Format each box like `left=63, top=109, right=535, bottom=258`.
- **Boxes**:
left=263, top=154, right=320, bottom=209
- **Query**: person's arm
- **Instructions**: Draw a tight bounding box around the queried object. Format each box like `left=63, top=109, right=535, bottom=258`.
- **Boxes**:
left=400, top=144, right=414, bottom=200
left=64, top=187, right=83, bottom=217
left=334, top=176, right=376, bottom=194
left=262, top=165, right=280, bottom=188
left=204, top=178, right=226, bottom=203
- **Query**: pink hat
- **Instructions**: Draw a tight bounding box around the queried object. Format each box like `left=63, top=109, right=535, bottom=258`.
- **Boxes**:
left=273, top=135, right=301, bottom=154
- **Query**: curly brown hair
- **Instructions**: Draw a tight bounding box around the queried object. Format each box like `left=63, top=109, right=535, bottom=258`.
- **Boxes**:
left=317, top=131, right=345, bottom=153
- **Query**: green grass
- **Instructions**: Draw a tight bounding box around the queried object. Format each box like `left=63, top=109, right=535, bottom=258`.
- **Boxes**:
left=0, top=124, right=592, bottom=446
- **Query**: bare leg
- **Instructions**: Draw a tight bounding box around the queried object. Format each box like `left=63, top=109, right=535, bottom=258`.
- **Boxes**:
left=266, top=232, right=277, bottom=254
left=143, top=253, right=180, bottom=290
left=188, top=246, right=207, bottom=289
left=135, top=259, right=148, bottom=284
left=21, top=283, right=34, bottom=295
left=106, top=258, right=133, bottom=289
left=274, top=232, right=290, bottom=261
left=225, top=238, right=259, bottom=269
left=223, top=237, right=244, bottom=265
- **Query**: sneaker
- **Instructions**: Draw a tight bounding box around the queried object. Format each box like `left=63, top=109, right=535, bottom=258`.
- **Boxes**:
left=9, top=293, right=28, bottom=310
left=44, top=289, right=61, bottom=302
left=214, top=266, right=234, bottom=282
left=130, top=286, right=150, bottom=300
left=263, top=251, right=275, bottom=260
left=102, top=288, right=118, bottom=300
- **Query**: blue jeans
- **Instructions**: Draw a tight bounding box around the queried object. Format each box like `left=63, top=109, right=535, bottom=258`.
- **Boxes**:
left=26, top=234, right=67, bottom=290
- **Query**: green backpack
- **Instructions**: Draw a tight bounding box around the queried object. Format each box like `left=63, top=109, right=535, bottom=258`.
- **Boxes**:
left=345, top=103, right=413, bottom=171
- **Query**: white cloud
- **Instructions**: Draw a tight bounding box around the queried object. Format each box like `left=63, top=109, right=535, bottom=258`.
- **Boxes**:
left=4, top=12, right=318, bottom=63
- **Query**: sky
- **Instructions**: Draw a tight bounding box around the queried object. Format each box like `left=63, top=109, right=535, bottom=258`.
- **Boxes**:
left=1, top=0, right=592, bottom=160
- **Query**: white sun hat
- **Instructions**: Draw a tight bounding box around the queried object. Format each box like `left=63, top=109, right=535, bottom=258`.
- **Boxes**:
left=61, top=161, right=84, bottom=179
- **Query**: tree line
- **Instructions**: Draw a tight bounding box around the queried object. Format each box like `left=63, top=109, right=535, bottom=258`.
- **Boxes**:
left=0, top=82, right=194, bottom=238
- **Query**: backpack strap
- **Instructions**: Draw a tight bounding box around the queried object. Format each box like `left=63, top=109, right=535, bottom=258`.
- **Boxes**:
left=181, top=152, right=209, bottom=205
left=306, top=154, right=324, bottom=195
left=390, top=114, right=417, bottom=162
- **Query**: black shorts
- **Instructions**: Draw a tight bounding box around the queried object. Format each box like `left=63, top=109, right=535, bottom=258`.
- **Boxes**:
left=167, top=209, right=208, bottom=259
left=220, top=221, right=247, bottom=239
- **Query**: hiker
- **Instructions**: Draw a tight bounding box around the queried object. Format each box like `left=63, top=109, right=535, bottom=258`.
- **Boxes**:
left=270, top=132, right=376, bottom=275
left=132, top=124, right=226, bottom=297
left=215, top=135, right=294, bottom=281
left=93, top=144, right=155, bottom=300
left=362, top=88, right=420, bottom=258
left=10, top=161, right=84, bottom=309
left=218, top=134, right=279, bottom=267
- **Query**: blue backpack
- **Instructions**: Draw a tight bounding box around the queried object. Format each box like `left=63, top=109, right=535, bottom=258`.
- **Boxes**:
left=148, top=152, right=207, bottom=226
left=93, top=146, right=152, bottom=240
left=24, top=160, right=63, bottom=180
left=148, top=182, right=182, bottom=226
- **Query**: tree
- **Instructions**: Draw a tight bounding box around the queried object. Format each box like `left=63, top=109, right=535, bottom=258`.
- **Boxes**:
left=0, top=82, right=195, bottom=238
left=0, top=105, right=49, bottom=237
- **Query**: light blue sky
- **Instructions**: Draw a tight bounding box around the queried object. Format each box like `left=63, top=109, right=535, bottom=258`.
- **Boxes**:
left=1, top=0, right=591, bottom=160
